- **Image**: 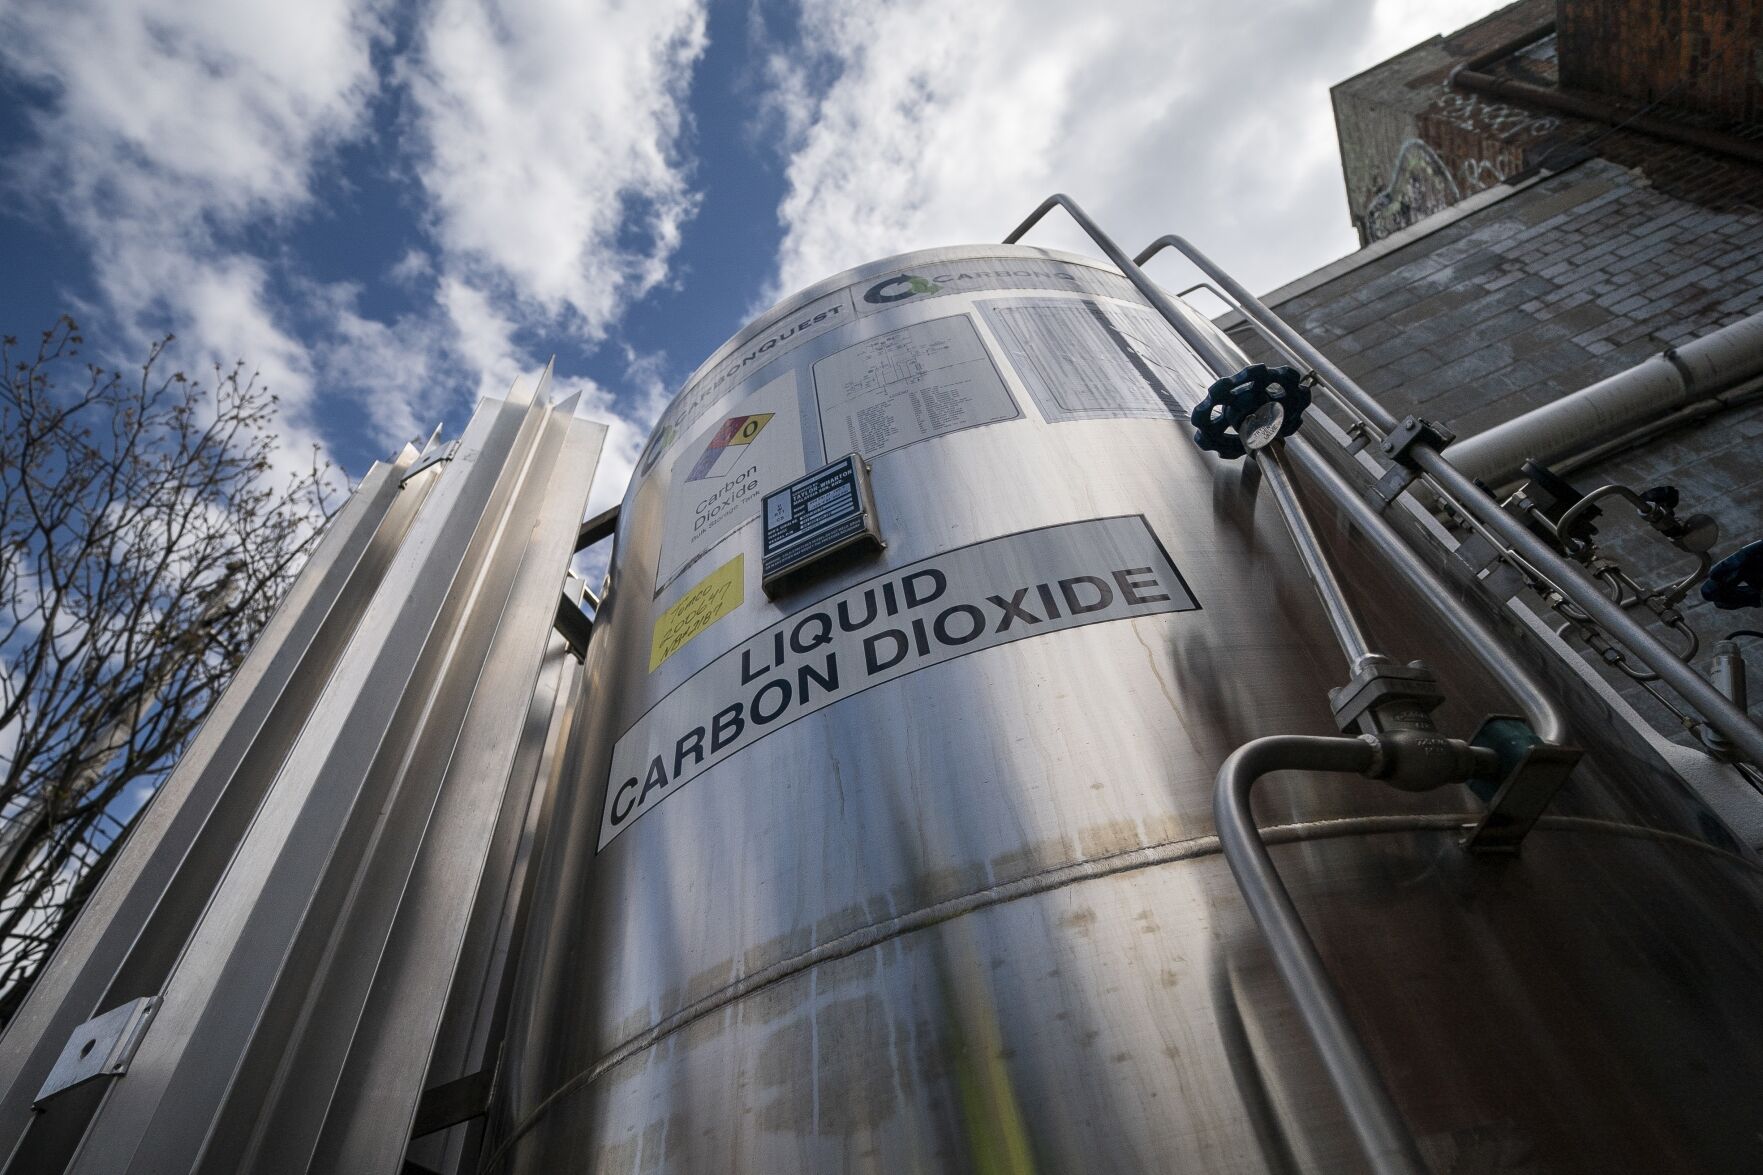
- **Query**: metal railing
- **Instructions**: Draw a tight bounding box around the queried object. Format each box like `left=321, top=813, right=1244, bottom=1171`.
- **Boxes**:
left=1004, top=192, right=1763, bottom=1175
left=1131, top=229, right=1763, bottom=767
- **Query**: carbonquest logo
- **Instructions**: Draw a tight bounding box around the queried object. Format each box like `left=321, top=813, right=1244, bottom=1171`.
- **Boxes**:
left=863, top=266, right=1083, bottom=307
left=863, top=274, right=941, bottom=304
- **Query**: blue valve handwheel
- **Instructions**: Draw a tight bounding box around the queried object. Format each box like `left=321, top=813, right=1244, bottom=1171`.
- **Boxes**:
left=1190, top=364, right=1310, bottom=460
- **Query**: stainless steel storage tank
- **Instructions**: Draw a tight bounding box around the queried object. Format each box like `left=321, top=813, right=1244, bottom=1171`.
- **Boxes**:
left=492, top=246, right=1763, bottom=1172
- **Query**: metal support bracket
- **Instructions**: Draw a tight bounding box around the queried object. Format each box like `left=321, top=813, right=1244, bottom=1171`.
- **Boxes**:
left=1451, top=533, right=1526, bottom=599
left=400, top=440, right=459, bottom=487
left=1342, top=420, right=1376, bottom=456
left=1379, top=415, right=1455, bottom=467
left=1329, top=658, right=1446, bottom=735
left=1451, top=532, right=1504, bottom=577
left=1366, top=464, right=1418, bottom=512
left=574, top=504, right=620, bottom=553
left=33, top=996, right=160, bottom=1107
left=410, top=1067, right=495, bottom=1139
left=552, top=592, right=593, bottom=659
left=1462, top=716, right=1583, bottom=853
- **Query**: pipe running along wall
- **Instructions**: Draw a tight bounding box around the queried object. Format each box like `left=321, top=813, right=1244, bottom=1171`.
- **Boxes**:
left=1445, top=309, right=1763, bottom=486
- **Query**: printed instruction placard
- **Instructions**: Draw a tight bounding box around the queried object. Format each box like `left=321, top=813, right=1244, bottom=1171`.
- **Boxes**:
left=812, top=315, right=1018, bottom=461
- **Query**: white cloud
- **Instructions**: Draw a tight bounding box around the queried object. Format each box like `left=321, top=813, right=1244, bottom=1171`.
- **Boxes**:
left=0, top=0, right=708, bottom=481
left=0, top=0, right=389, bottom=449
left=437, top=274, right=657, bottom=525
left=402, top=0, right=709, bottom=340
left=761, top=0, right=1512, bottom=303
left=2, top=0, right=385, bottom=221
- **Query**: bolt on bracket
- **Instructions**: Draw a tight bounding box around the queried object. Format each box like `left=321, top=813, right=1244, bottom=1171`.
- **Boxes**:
left=34, top=996, right=160, bottom=1108
left=1379, top=414, right=1455, bottom=467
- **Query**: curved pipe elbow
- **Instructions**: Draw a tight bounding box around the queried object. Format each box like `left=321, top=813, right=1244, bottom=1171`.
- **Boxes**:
left=1213, top=733, right=1429, bottom=1175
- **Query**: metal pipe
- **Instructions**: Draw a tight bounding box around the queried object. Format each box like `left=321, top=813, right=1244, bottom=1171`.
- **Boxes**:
left=1453, top=69, right=1763, bottom=169
left=1446, top=311, right=1763, bottom=485
left=1134, top=235, right=1400, bottom=432
left=1709, top=641, right=1750, bottom=757
left=1284, top=434, right=1569, bottom=743
left=1713, top=641, right=1750, bottom=714
left=1545, top=378, right=1763, bottom=483
left=1131, top=229, right=1763, bottom=766
left=1214, top=735, right=1428, bottom=1175
left=1411, top=443, right=1763, bottom=766
left=1256, top=443, right=1377, bottom=671
left=1005, top=196, right=1239, bottom=377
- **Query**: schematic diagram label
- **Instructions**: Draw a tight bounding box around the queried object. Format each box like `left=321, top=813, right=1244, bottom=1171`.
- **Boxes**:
left=812, top=314, right=1019, bottom=461
left=979, top=298, right=1214, bottom=422
left=599, top=515, right=1198, bottom=849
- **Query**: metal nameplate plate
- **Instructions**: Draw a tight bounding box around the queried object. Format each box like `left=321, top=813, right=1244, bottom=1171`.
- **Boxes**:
left=761, top=454, right=883, bottom=596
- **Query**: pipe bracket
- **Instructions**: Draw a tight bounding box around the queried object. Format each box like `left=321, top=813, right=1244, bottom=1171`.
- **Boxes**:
left=1462, top=716, right=1583, bottom=853
left=1379, top=414, right=1455, bottom=468
left=1329, top=657, right=1445, bottom=735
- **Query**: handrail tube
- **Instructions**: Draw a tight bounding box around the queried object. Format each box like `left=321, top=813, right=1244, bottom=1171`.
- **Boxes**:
left=1005, top=196, right=1239, bottom=378
left=1134, top=235, right=1400, bottom=432
left=1284, top=433, right=1569, bottom=743
left=1256, top=443, right=1377, bottom=671
left=1127, top=226, right=1563, bottom=736
left=1215, top=735, right=1429, bottom=1175
left=1003, top=197, right=1389, bottom=675
left=1131, top=231, right=1763, bottom=766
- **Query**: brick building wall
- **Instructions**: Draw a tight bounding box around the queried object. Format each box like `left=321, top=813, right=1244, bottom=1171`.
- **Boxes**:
left=1332, top=0, right=1561, bottom=242
left=1333, top=0, right=1763, bottom=244
left=1558, top=0, right=1763, bottom=125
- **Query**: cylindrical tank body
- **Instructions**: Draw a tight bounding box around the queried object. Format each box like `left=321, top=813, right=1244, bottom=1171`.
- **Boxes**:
left=494, top=246, right=1763, bottom=1172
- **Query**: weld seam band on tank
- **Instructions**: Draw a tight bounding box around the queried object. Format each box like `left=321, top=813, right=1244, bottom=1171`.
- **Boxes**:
left=482, top=812, right=1760, bottom=1170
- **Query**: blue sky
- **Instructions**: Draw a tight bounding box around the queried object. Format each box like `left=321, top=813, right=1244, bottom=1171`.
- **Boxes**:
left=0, top=0, right=1505, bottom=518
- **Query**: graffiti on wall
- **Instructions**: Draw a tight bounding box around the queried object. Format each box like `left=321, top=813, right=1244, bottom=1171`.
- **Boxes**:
left=1360, top=88, right=1563, bottom=241
left=1429, top=91, right=1560, bottom=141
left=1363, top=139, right=1460, bottom=241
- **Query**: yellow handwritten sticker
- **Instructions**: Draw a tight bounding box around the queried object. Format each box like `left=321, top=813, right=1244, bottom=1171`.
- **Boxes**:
left=650, top=554, right=745, bottom=672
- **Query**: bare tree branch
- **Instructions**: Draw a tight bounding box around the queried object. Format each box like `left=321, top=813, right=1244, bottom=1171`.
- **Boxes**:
left=0, top=317, right=343, bottom=1018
